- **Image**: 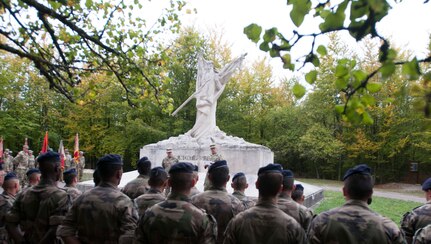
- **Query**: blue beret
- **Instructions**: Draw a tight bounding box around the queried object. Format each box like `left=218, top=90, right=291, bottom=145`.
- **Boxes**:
left=150, top=167, right=168, bottom=178
left=97, top=154, right=123, bottom=167
left=258, top=164, right=283, bottom=175
left=208, top=160, right=228, bottom=173
left=422, top=178, right=431, bottom=191
left=232, top=172, right=245, bottom=182
left=37, top=151, right=60, bottom=164
left=282, top=170, right=294, bottom=178
left=169, top=162, right=194, bottom=174
left=343, top=164, right=372, bottom=181
left=193, top=165, right=199, bottom=172
left=295, top=184, right=304, bottom=191
left=63, top=168, right=77, bottom=176
left=4, top=172, right=18, bottom=181
left=26, top=168, right=41, bottom=177
left=137, top=157, right=151, bottom=167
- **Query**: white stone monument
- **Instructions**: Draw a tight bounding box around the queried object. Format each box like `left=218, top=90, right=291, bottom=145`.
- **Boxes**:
left=140, top=54, right=273, bottom=174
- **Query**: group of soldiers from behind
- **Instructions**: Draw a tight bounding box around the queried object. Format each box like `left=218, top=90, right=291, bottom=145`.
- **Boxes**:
left=1, top=143, right=86, bottom=187
left=0, top=146, right=430, bottom=243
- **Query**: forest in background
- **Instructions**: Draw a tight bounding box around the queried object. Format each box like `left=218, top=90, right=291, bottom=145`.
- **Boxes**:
left=1, top=28, right=430, bottom=183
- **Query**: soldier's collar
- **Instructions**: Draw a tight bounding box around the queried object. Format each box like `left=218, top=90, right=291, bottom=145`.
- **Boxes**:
left=279, top=192, right=293, bottom=200
left=345, top=199, right=370, bottom=208
left=208, top=186, right=227, bottom=192
left=167, top=192, right=190, bottom=202
left=99, top=181, right=119, bottom=189
left=233, top=190, right=246, bottom=196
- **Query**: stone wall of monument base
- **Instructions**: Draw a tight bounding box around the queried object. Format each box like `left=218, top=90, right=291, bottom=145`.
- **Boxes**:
left=140, top=144, right=274, bottom=175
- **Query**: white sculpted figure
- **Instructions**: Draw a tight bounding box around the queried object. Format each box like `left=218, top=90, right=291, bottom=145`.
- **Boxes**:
left=172, top=54, right=246, bottom=138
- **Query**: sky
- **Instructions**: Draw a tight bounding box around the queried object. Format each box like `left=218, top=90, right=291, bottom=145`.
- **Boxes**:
left=174, top=0, right=431, bottom=80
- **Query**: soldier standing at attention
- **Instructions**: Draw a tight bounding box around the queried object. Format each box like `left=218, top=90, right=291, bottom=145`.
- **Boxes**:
left=134, top=166, right=168, bottom=218
left=77, top=151, right=85, bottom=181
left=64, top=149, right=73, bottom=170
left=135, top=162, right=217, bottom=243
left=224, top=164, right=306, bottom=244
left=231, top=172, right=255, bottom=210
left=204, top=144, right=223, bottom=191
left=161, top=148, right=179, bottom=172
left=6, top=151, right=70, bottom=244
left=27, top=150, right=35, bottom=169
left=192, top=160, right=244, bottom=244
left=277, top=170, right=312, bottom=231
left=401, top=177, right=431, bottom=243
left=24, top=168, right=41, bottom=190
left=62, top=168, right=82, bottom=202
left=57, top=154, right=137, bottom=243
left=122, top=156, right=151, bottom=199
left=13, top=144, right=29, bottom=186
left=3, top=150, right=13, bottom=173
left=308, top=164, right=405, bottom=243
left=0, top=173, right=20, bottom=243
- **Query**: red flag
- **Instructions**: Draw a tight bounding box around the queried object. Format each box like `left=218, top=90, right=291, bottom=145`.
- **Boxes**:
left=41, top=132, right=49, bottom=153
left=0, top=137, right=3, bottom=160
left=73, top=133, right=79, bottom=164
left=58, top=140, right=65, bottom=168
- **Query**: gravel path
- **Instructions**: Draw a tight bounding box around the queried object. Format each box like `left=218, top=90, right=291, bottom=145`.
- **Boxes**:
left=323, top=186, right=426, bottom=204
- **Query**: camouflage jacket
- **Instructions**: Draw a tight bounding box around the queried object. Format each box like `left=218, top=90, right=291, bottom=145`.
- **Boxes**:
left=5, top=179, right=71, bottom=244
left=232, top=191, right=255, bottom=210
left=190, top=186, right=201, bottom=197
left=224, top=199, right=306, bottom=244
left=122, top=175, right=150, bottom=200
left=0, top=191, right=15, bottom=243
left=63, top=186, right=82, bottom=202
left=135, top=192, right=217, bottom=244
left=277, top=192, right=312, bottom=230
left=134, top=188, right=166, bottom=218
left=191, top=187, right=244, bottom=244
left=13, top=151, right=28, bottom=169
left=3, top=155, right=13, bottom=172
left=412, top=224, right=431, bottom=244
left=208, top=153, right=222, bottom=162
left=308, top=199, right=405, bottom=244
left=57, top=182, right=138, bottom=243
left=162, top=156, right=179, bottom=172
left=401, top=201, right=431, bottom=243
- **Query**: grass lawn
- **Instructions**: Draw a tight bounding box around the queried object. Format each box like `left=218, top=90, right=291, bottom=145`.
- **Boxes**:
left=315, top=190, right=421, bottom=226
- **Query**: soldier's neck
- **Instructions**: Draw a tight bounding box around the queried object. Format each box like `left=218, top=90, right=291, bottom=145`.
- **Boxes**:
left=258, top=196, right=278, bottom=205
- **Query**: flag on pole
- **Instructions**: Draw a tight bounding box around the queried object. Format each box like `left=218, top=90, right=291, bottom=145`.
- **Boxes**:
left=0, top=137, right=3, bottom=160
left=58, top=140, right=65, bottom=168
left=41, top=131, right=49, bottom=153
left=73, top=133, right=79, bottom=164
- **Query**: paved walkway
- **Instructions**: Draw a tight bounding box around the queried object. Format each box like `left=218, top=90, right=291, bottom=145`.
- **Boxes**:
left=323, top=186, right=426, bottom=204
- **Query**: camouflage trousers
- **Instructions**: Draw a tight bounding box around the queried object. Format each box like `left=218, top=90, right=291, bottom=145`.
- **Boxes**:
left=16, top=167, right=27, bottom=187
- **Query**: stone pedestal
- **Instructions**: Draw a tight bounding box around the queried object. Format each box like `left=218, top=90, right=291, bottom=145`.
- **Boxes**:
left=140, top=129, right=274, bottom=175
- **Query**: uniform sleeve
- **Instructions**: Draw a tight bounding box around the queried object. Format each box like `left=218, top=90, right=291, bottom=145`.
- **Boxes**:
left=413, top=227, right=426, bottom=244
left=299, top=207, right=313, bottom=231
left=307, top=215, right=323, bottom=244
left=134, top=212, right=150, bottom=244
left=222, top=218, right=235, bottom=244
left=5, top=193, right=23, bottom=225
left=56, top=198, right=78, bottom=238
left=383, top=218, right=406, bottom=244
left=202, top=214, right=217, bottom=244
left=118, top=200, right=138, bottom=243
left=294, top=225, right=307, bottom=244
left=401, top=211, right=416, bottom=243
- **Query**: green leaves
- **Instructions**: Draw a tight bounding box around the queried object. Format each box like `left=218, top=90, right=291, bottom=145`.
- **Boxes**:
left=319, top=0, right=348, bottom=32
left=305, top=70, right=317, bottom=84
left=85, top=0, right=93, bottom=9
left=316, top=45, right=327, bottom=56
left=292, top=83, right=306, bottom=98
left=402, top=58, right=421, bottom=80
left=366, top=82, right=383, bottom=93
left=288, top=0, right=312, bottom=27
left=244, top=24, right=262, bottom=43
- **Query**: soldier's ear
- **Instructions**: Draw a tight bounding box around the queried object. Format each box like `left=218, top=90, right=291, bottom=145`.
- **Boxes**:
left=190, top=177, right=197, bottom=187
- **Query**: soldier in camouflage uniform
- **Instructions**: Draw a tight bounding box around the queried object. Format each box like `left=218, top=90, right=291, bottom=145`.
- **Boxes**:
left=6, top=151, right=71, bottom=244
left=224, top=164, right=306, bottom=244
left=308, top=164, right=405, bottom=244
left=401, top=177, right=431, bottom=243
left=277, top=170, right=312, bottom=231
left=62, top=168, right=82, bottom=202
left=27, top=150, right=35, bottom=169
left=161, top=148, right=179, bottom=172
left=2, top=150, right=13, bottom=173
left=204, top=144, right=223, bottom=191
left=64, top=149, right=73, bottom=170
left=134, top=166, right=168, bottom=218
left=13, top=145, right=29, bottom=187
left=292, top=183, right=315, bottom=219
left=77, top=151, right=85, bottom=181
left=135, top=162, right=217, bottom=243
left=412, top=224, right=431, bottom=244
left=231, top=172, right=255, bottom=210
left=20, top=168, right=41, bottom=193
left=190, top=165, right=201, bottom=197
left=191, top=160, right=244, bottom=244
left=57, top=154, right=137, bottom=243
left=122, top=156, right=151, bottom=199
left=0, top=173, right=20, bottom=244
